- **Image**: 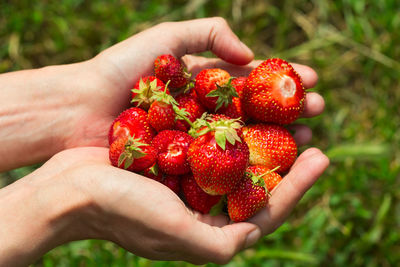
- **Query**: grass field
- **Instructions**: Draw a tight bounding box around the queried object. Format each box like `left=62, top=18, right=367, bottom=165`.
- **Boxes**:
left=1, top=0, right=399, bottom=266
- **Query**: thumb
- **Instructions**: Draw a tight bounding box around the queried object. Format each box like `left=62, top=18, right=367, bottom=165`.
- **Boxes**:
left=167, top=17, right=254, bottom=65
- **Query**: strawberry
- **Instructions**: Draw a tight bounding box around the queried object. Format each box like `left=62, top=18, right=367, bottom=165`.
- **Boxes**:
left=242, top=123, right=297, bottom=174
left=109, top=135, right=157, bottom=172
left=142, top=163, right=163, bottom=182
left=154, top=54, right=191, bottom=90
left=108, top=107, right=156, bottom=145
left=131, top=76, right=168, bottom=110
left=194, top=68, right=238, bottom=112
left=152, top=130, right=193, bottom=175
left=242, top=58, right=305, bottom=124
left=174, top=89, right=206, bottom=132
left=187, top=114, right=249, bottom=195
left=217, top=77, right=248, bottom=121
left=162, top=174, right=181, bottom=194
left=227, top=165, right=282, bottom=222
left=181, top=174, right=222, bottom=214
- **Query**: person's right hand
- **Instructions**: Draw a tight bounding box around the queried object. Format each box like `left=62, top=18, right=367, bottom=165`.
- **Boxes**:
left=0, top=143, right=328, bottom=266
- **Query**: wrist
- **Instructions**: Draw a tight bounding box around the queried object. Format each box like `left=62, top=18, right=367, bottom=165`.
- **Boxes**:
left=0, top=165, right=101, bottom=266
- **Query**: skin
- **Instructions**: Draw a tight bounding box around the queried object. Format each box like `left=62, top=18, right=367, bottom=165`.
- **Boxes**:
left=0, top=17, right=329, bottom=266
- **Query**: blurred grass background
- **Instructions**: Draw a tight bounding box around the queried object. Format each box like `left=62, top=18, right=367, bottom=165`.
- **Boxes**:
left=1, top=0, right=399, bottom=266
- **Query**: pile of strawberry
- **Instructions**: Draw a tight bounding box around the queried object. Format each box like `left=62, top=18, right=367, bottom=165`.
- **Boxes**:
left=108, top=54, right=305, bottom=222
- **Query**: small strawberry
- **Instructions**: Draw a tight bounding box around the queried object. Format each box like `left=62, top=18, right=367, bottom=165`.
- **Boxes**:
left=227, top=165, right=282, bottom=222
left=142, top=163, right=163, bottom=182
left=187, top=114, right=249, bottom=195
left=162, top=174, right=181, bottom=194
left=131, top=76, right=168, bottom=110
left=242, top=123, right=297, bottom=174
left=108, top=107, right=156, bottom=145
left=217, top=77, right=248, bottom=121
left=194, top=68, right=238, bottom=112
left=174, top=89, right=207, bottom=132
left=154, top=54, right=191, bottom=90
left=242, top=58, right=305, bottom=124
left=181, top=174, right=222, bottom=214
left=109, top=135, right=157, bottom=172
left=152, top=130, right=193, bottom=175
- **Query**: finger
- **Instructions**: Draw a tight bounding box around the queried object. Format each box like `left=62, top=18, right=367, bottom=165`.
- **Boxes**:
left=301, top=92, right=325, bottom=118
left=247, top=148, right=329, bottom=240
left=178, top=219, right=258, bottom=265
left=183, top=56, right=319, bottom=89
left=169, top=17, right=254, bottom=65
left=287, top=124, right=312, bottom=146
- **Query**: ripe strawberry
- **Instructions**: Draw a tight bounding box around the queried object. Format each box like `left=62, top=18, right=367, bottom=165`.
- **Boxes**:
left=154, top=54, right=191, bottom=90
left=174, top=89, right=206, bottom=132
left=162, top=174, right=181, bottom=194
left=227, top=165, right=282, bottom=222
left=131, top=76, right=168, bottom=110
left=108, top=107, right=156, bottom=145
left=242, top=123, right=297, bottom=174
left=152, top=130, right=193, bottom=175
left=194, top=68, right=238, bottom=112
left=187, top=114, right=249, bottom=195
left=142, top=163, right=163, bottom=182
left=217, top=77, right=248, bottom=121
left=109, top=135, right=157, bottom=172
left=242, top=58, right=305, bottom=124
left=181, top=174, right=222, bottom=214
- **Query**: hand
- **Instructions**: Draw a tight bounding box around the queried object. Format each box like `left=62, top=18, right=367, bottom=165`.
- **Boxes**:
left=0, top=146, right=327, bottom=266
left=70, top=17, right=324, bottom=149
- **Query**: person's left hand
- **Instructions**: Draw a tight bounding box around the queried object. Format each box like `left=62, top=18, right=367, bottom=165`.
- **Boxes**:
left=66, top=17, right=324, bottom=149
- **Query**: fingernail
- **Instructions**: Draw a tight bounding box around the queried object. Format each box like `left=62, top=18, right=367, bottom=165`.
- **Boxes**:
left=244, top=227, right=261, bottom=249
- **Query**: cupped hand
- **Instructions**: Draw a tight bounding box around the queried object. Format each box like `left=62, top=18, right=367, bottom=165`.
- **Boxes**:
left=71, top=17, right=324, bottom=149
left=41, top=145, right=328, bottom=265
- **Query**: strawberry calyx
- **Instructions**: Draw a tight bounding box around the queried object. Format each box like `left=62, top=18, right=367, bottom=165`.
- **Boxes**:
left=246, top=166, right=280, bottom=196
left=131, top=78, right=164, bottom=108
left=206, top=77, right=238, bottom=111
left=209, top=195, right=226, bottom=216
left=188, top=114, right=243, bottom=150
left=118, top=136, right=150, bottom=169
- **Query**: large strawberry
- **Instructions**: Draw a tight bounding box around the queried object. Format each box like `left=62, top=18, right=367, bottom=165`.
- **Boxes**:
left=181, top=174, right=222, bottom=214
left=187, top=114, right=249, bottom=195
left=154, top=54, right=191, bottom=90
left=109, top=135, right=157, bottom=172
left=174, top=89, right=206, bottom=132
left=194, top=68, right=238, bottom=112
left=152, top=130, right=193, bottom=175
left=242, top=58, right=305, bottom=124
left=227, top=165, right=282, bottom=222
left=242, top=123, right=297, bottom=174
left=217, top=77, right=248, bottom=121
left=108, top=107, right=156, bottom=145
left=131, top=76, right=168, bottom=110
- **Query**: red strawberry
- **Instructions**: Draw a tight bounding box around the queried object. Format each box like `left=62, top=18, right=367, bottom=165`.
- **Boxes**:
left=148, top=100, right=176, bottom=132
left=152, top=130, right=193, bottom=175
left=181, top=174, right=222, bottom=214
left=227, top=165, right=282, bottom=222
left=154, top=54, right=191, bottom=90
left=109, top=135, right=157, bottom=172
left=142, top=163, right=163, bottom=182
left=194, top=68, right=238, bottom=112
left=217, top=77, right=248, bottom=121
left=187, top=115, right=249, bottom=195
left=131, top=76, right=168, bottom=110
left=108, top=107, right=156, bottom=145
left=162, top=174, right=181, bottom=194
left=174, top=89, right=206, bottom=132
left=242, top=123, right=297, bottom=174
left=242, top=58, right=305, bottom=124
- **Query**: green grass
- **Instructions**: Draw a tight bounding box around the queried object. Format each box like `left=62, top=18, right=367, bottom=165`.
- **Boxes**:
left=1, top=0, right=399, bottom=266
